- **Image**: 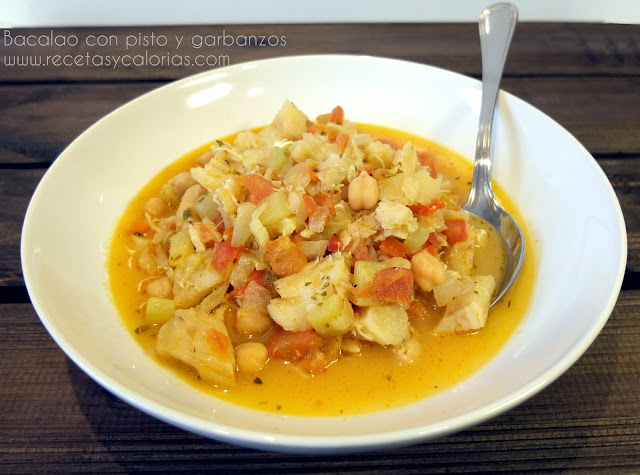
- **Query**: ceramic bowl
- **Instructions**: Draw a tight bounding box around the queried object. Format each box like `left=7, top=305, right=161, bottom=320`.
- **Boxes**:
left=21, top=55, right=626, bottom=453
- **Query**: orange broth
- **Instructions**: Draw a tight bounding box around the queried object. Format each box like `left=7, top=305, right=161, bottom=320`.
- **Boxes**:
left=108, top=123, right=535, bottom=416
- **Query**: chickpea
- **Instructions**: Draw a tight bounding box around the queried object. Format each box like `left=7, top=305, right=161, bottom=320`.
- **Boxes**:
left=236, top=308, right=273, bottom=335
left=196, top=150, right=214, bottom=166
left=169, top=171, right=198, bottom=198
left=411, top=249, right=447, bottom=291
left=144, top=197, right=169, bottom=218
left=341, top=336, right=362, bottom=355
left=137, top=247, right=158, bottom=273
left=235, top=342, right=268, bottom=374
left=145, top=276, right=172, bottom=298
left=348, top=170, right=379, bottom=211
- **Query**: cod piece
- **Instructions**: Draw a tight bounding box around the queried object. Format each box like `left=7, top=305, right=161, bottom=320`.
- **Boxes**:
left=434, top=275, right=495, bottom=334
left=156, top=305, right=235, bottom=387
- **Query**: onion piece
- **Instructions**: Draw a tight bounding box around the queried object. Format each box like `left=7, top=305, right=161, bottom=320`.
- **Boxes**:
left=296, top=240, right=329, bottom=259
left=432, top=272, right=473, bottom=307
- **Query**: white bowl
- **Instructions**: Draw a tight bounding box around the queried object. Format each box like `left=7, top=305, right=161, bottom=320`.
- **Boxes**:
left=21, top=55, right=626, bottom=453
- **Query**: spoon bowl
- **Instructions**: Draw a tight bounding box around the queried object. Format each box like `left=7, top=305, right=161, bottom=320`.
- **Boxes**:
left=462, top=2, right=525, bottom=306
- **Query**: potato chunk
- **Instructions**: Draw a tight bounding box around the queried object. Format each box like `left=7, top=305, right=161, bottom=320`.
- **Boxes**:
left=156, top=306, right=235, bottom=387
left=267, top=255, right=351, bottom=332
left=271, top=100, right=308, bottom=140
left=434, top=275, right=495, bottom=334
left=307, top=294, right=355, bottom=338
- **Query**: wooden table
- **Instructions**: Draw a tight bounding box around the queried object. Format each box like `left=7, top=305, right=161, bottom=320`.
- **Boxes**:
left=1, top=23, right=639, bottom=473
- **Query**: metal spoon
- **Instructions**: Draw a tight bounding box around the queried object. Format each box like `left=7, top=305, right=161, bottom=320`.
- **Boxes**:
left=462, top=3, right=525, bottom=306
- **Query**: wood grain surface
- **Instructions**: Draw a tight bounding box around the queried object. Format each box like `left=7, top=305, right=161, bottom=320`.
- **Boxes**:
left=1, top=22, right=639, bottom=473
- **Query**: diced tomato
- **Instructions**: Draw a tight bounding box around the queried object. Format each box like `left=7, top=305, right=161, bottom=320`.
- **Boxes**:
left=329, top=105, right=344, bottom=124
left=267, top=327, right=324, bottom=361
left=408, top=204, right=429, bottom=216
left=222, top=226, right=233, bottom=242
left=308, top=206, right=332, bottom=233
left=246, top=268, right=268, bottom=288
left=371, top=168, right=389, bottom=181
left=307, top=192, right=336, bottom=232
left=207, top=329, right=231, bottom=356
left=407, top=240, right=438, bottom=259
left=443, top=219, right=468, bottom=245
left=302, top=193, right=316, bottom=215
left=290, top=233, right=307, bottom=243
left=229, top=269, right=269, bottom=297
left=327, top=235, right=343, bottom=252
left=335, top=133, right=350, bottom=152
left=379, top=236, right=409, bottom=258
left=417, top=151, right=438, bottom=178
left=362, top=165, right=374, bottom=175
left=357, top=267, right=413, bottom=306
left=419, top=233, right=445, bottom=256
left=129, top=218, right=151, bottom=236
left=407, top=299, right=429, bottom=321
left=213, top=241, right=243, bottom=273
left=240, top=280, right=271, bottom=316
left=309, top=166, right=321, bottom=184
left=228, top=287, right=242, bottom=298
left=325, top=127, right=340, bottom=142
left=313, top=192, right=336, bottom=216
left=308, top=122, right=325, bottom=134
left=348, top=239, right=372, bottom=261
left=375, top=138, right=400, bottom=150
left=238, top=174, right=275, bottom=204
left=408, top=199, right=446, bottom=217
left=427, top=232, right=445, bottom=247
left=265, top=236, right=308, bottom=276
left=193, top=222, right=217, bottom=247
left=303, top=349, right=334, bottom=373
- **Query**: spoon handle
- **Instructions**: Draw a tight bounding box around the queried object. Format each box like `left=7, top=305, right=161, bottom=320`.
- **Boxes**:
left=467, top=3, right=518, bottom=208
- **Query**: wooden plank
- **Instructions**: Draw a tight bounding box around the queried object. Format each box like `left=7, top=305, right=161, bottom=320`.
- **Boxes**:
left=0, top=293, right=637, bottom=471
left=0, top=169, right=39, bottom=288
left=0, top=76, right=639, bottom=166
left=0, top=83, right=158, bottom=163
left=0, top=169, right=44, bottom=288
left=1, top=23, right=639, bottom=83
left=599, top=158, right=640, bottom=274
left=507, top=77, right=640, bottom=156
left=628, top=233, right=640, bottom=273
